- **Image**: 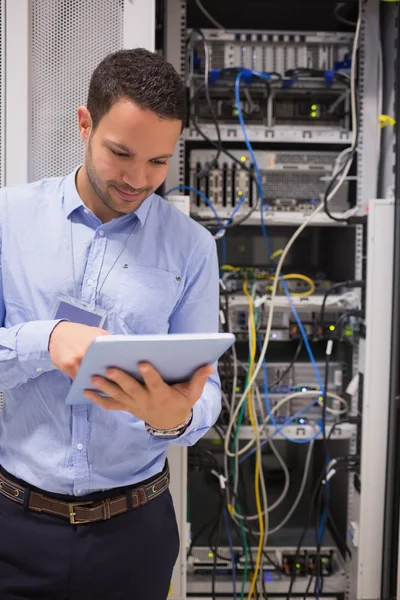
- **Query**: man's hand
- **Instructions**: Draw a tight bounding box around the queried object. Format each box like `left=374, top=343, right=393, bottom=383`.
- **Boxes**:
left=83, top=363, right=214, bottom=430
left=49, top=321, right=110, bottom=379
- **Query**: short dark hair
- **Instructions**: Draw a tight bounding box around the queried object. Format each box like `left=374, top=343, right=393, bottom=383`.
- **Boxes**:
left=87, top=48, right=186, bottom=129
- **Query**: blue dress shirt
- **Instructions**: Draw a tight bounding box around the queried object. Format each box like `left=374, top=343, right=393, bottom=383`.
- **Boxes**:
left=0, top=169, right=221, bottom=496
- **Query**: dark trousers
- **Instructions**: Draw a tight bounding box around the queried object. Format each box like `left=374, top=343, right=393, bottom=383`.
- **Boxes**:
left=0, top=470, right=180, bottom=600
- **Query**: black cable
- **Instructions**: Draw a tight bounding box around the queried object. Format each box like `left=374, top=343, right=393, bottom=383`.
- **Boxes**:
left=327, top=506, right=352, bottom=559
left=320, top=280, right=364, bottom=327
left=286, top=469, right=326, bottom=599
left=210, top=497, right=224, bottom=600
left=268, top=338, right=304, bottom=390
left=187, top=29, right=222, bottom=172
left=190, top=118, right=261, bottom=229
left=323, top=148, right=357, bottom=223
left=313, top=310, right=360, bottom=595
left=303, top=574, right=314, bottom=599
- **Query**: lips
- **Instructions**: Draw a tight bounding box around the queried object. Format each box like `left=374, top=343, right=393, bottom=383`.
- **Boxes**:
left=114, top=186, right=143, bottom=201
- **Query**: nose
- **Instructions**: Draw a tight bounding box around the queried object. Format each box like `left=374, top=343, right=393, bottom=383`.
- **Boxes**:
left=122, top=166, right=147, bottom=191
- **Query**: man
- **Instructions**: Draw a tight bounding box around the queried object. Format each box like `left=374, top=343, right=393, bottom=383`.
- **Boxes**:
left=0, top=48, right=221, bottom=599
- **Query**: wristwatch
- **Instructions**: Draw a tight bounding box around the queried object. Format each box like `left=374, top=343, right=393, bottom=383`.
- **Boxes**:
left=145, top=410, right=193, bottom=438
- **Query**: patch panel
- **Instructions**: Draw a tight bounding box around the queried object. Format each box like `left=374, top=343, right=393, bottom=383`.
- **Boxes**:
left=188, top=29, right=354, bottom=75
left=189, top=149, right=350, bottom=214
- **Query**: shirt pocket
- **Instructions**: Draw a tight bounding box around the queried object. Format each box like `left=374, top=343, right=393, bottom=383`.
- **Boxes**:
left=110, top=265, right=180, bottom=334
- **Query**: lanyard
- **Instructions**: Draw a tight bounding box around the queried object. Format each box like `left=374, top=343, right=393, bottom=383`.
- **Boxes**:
left=70, top=214, right=138, bottom=306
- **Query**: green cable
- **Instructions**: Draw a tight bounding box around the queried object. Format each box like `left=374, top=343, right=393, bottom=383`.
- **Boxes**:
left=230, top=392, right=250, bottom=598
left=229, top=295, right=259, bottom=599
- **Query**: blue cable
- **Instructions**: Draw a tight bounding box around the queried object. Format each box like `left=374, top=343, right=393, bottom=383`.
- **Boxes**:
left=257, top=334, right=322, bottom=444
left=234, top=70, right=324, bottom=392
left=223, top=508, right=237, bottom=600
left=165, top=184, right=247, bottom=270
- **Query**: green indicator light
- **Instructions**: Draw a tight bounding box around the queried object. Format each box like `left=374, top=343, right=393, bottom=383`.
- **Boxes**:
left=208, top=552, right=213, bottom=558
left=234, top=109, right=239, bottom=115
left=238, top=190, right=243, bottom=196
left=311, top=104, right=317, bottom=110
left=329, top=325, right=335, bottom=331
left=311, top=111, right=317, bottom=118
left=240, top=156, right=246, bottom=162
left=296, top=563, right=301, bottom=569
left=211, top=437, right=223, bottom=445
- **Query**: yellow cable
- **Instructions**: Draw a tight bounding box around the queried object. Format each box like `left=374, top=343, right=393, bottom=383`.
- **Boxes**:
left=270, top=249, right=283, bottom=260
left=223, top=266, right=315, bottom=296
left=242, top=276, right=264, bottom=599
left=266, top=273, right=316, bottom=297
left=379, top=114, right=396, bottom=128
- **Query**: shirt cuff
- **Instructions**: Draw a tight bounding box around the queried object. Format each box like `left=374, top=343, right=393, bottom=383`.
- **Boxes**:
left=16, top=320, right=65, bottom=377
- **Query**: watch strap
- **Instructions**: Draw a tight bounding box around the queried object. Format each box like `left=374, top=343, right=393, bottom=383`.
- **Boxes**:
left=145, top=409, right=193, bottom=437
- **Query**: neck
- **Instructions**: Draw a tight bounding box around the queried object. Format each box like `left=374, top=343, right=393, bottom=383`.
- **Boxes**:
left=75, top=164, right=116, bottom=223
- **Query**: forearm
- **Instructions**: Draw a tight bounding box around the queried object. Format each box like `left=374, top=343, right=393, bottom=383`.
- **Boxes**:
left=0, top=320, right=61, bottom=389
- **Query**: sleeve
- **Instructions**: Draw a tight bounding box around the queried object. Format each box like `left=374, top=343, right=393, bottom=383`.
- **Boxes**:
left=0, top=194, right=62, bottom=390
left=149, top=232, right=222, bottom=448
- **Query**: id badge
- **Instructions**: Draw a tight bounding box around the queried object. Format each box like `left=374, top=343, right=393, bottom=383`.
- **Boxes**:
left=54, top=296, right=106, bottom=328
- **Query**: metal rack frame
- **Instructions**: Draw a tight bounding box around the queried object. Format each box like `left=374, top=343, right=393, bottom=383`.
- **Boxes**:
left=165, top=1, right=387, bottom=598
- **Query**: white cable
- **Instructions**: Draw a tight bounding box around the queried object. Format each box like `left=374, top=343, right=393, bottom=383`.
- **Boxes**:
left=268, top=439, right=315, bottom=535
left=194, top=0, right=224, bottom=30
left=230, top=435, right=316, bottom=535
left=224, top=389, right=349, bottom=458
left=224, top=3, right=360, bottom=457
left=231, top=387, right=290, bottom=521
left=255, top=385, right=290, bottom=514
left=221, top=390, right=232, bottom=416
left=229, top=318, right=238, bottom=421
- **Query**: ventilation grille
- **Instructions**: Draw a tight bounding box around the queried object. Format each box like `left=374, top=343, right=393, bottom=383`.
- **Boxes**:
left=0, top=1, right=3, bottom=187
left=261, top=172, right=325, bottom=200
left=30, top=0, right=124, bottom=181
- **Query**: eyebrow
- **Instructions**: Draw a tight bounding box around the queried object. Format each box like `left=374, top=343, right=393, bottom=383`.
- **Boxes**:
left=106, top=141, right=173, bottom=160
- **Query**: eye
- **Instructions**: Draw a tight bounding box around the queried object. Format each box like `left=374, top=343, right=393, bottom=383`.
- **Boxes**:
left=110, top=148, right=129, bottom=158
left=151, top=160, right=168, bottom=166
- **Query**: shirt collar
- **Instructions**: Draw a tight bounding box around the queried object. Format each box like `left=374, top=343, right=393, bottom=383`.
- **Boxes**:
left=62, top=166, right=153, bottom=226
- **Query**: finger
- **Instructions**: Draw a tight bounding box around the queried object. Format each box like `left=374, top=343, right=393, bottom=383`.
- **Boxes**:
left=138, top=363, right=165, bottom=391
left=105, top=368, right=143, bottom=396
left=91, top=376, right=122, bottom=400
left=83, top=389, right=123, bottom=411
left=187, top=365, right=214, bottom=399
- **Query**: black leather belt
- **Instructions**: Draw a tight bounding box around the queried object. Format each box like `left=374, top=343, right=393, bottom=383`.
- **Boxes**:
left=0, top=464, right=169, bottom=525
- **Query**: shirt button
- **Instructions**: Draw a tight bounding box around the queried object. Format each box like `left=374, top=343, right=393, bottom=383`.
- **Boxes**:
left=77, top=489, right=82, bottom=494
left=77, top=443, right=83, bottom=451
left=84, top=208, right=89, bottom=215
left=35, top=367, right=43, bottom=373
left=99, top=230, right=105, bottom=237
left=87, top=279, right=93, bottom=286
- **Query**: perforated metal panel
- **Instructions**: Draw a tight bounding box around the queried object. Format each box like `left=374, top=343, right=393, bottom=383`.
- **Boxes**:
left=30, top=0, right=123, bottom=181
left=0, top=0, right=4, bottom=188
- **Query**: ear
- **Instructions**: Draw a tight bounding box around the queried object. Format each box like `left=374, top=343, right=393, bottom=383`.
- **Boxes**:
left=77, top=106, right=92, bottom=143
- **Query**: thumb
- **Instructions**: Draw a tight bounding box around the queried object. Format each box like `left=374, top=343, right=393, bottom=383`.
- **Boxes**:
left=189, top=365, right=214, bottom=398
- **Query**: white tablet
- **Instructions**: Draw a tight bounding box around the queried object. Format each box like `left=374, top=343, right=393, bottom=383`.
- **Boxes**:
left=65, top=332, right=235, bottom=405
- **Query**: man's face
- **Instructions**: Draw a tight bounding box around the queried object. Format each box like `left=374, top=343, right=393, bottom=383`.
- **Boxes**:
left=79, top=98, right=181, bottom=218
